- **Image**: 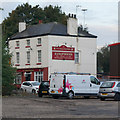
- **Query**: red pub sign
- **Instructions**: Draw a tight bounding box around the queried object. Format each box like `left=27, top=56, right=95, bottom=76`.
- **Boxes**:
left=52, top=45, right=75, bottom=60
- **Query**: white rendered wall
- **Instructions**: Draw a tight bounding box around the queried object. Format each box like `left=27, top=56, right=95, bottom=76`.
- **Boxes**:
left=9, top=36, right=49, bottom=69
left=67, top=18, right=78, bottom=35
left=47, top=35, right=97, bottom=77
left=9, top=35, right=96, bottom=79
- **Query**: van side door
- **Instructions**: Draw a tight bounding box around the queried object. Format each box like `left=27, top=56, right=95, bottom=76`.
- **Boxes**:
left=90, top=76, right=100, bottom=95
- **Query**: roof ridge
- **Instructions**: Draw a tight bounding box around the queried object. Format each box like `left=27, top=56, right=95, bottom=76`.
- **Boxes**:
left=48, top=22, right=57, bottom=33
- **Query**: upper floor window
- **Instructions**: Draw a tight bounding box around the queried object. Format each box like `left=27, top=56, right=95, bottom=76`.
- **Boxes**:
left=16, top=41, right=19, bottom=47
left=75, top=52, right=79, bottom=64
left=16, top=52, right=20, bottom=64
left=26, top=40, right=30, bottom=46
left=38, top=38, right=41, bottom=45
left=38, top=50, right=41, bottom=63
left=27, top=51, right=30, bottom=64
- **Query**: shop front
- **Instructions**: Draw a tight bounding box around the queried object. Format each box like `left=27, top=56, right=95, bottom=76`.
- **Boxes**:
left=14, top=67, right=48, bottom=88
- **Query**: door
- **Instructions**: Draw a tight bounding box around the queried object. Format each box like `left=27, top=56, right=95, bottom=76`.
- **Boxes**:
left=90, top=76, right=100, bottom=95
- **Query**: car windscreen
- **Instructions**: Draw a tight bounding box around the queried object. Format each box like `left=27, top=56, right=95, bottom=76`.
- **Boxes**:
left=100, top=82, right=115, bottom=88
left=31, top=82, right=40, bottom=86
left=42, top=82, right=49, bottom=86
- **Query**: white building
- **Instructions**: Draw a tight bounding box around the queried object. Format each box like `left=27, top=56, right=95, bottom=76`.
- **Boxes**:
left=9, top=14, right=97, bottom=87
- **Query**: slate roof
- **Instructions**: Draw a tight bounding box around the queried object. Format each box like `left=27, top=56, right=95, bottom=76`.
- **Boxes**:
left=10, top=22, right=97, bottom=40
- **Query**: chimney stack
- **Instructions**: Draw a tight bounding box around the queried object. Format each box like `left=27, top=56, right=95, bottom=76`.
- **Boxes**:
left=67, top=13, right=78, bottom=35
left=19, top=22, right=26, bottom=32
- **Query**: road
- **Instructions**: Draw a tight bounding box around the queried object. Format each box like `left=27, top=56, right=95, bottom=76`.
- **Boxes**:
left=2, top=94, right=119, bottom=119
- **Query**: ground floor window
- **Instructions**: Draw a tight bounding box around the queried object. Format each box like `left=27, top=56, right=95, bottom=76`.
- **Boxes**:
left=25, top=72, right=31, bottom=81
left=34, top=71, right=43, bottom=83
left=15, top=73, right=21, bottom=84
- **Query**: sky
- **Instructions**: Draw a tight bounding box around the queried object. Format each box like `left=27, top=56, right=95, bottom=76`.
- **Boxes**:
left=0, top=0, right=119, bottom=48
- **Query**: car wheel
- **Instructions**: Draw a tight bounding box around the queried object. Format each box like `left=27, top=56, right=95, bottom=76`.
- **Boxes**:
left=100, top=97, right=105, bottom=101
left=68, top=91, right=74, bottom=99
left=114, top=93, right=120, bottom=101
left=32, top=89, right=36, bottom=94
left=20, top=88, right=23, bottom=92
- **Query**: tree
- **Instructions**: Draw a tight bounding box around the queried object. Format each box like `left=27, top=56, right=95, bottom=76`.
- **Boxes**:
left=2, top=3, right=67, bottom=95
left=2, top=3, right=67, bottom=39
left=97, top=45, right=110, bottom=74
left=2, top=34, right=16, bottom=95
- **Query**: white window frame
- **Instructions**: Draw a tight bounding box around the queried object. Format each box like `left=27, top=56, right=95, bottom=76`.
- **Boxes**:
left=16, top=52, right=20, bottom=64
left=16, top=41, right=19, bottom=47
left=27, top=51, right=30, bottom=63
left=15, top=73, right=21, bottom=84
left=34, top=71, right=43, bottom=82
left=38, top=38, right=41, bottom=45
left=38, top=50, right=41, bottom=63
left=26, top=39, right=30, bottom=46
left=75, top=52, right=79, bottom=64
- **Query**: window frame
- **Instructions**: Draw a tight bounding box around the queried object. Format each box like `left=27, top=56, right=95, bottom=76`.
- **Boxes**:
left=27, top=51, right=30, bottom=64
left=38, top=50, right=41, bottom=63
left=26, top=39, right=30, bottom=46
left=38, top=38, right=41, bottom=45
left=16, top=41, right=19, bottom=47
left=75, top=52, right=79, bottom=64
left=34, top=71, right=43, bottom=83
left=15, top=73, right=21, bottom=84
left=16, top=52, right=20, bottom=64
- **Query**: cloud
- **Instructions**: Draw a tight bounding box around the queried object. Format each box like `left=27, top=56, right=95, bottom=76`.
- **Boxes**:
left=89, top=24, right=118, bottom=46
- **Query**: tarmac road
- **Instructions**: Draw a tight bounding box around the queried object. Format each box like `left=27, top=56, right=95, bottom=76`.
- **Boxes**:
left=2, top=94, right=119, bottom=119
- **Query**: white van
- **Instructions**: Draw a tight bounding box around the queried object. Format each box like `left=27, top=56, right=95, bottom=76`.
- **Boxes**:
left=49, top=73, right=100, bottom=99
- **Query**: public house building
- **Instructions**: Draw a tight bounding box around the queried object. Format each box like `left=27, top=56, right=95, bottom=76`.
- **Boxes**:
left=9, top=14, right=97, bottom=87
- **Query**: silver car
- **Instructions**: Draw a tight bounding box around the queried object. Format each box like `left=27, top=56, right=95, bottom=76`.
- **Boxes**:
left=99, top=81, right=120, bottom=101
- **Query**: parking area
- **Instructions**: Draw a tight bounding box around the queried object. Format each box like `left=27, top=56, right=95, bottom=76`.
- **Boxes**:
left=2, top=94, right=119, bottom=119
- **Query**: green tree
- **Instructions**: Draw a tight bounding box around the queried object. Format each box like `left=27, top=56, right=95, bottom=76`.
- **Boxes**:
left=2, top=3, right=67, bottom=95
left=2, top=3, right=67, bottom=39
left=2, top=35, right=16, bottom=95
left=97, top=46, right=110, bottom=74
left=44, top=5, right=67, bottom=25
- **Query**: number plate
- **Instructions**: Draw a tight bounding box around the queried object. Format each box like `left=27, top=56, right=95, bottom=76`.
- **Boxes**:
left=42, top=91, right=47, bottom=93
left=102, top=93, right=108, bottom=95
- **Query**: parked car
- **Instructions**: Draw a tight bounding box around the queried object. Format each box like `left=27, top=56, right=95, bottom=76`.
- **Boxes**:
left=38, top=81, right=49, bottom=97
left=49, top=73, right=100, bottom=99
left=21, top=81, right=40, bottom=93
left=99, top=81, right=120, bottom=101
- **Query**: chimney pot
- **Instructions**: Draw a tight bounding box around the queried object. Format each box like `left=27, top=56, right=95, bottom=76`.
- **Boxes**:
left=72, top=14, right=73, bottom=18
left=74, top=14, right=76, bottom=19
left=68, top=13, right=71, bottom=17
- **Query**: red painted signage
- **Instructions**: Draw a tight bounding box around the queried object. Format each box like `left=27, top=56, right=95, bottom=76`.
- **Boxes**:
left=17, top=68, right=42, bottom=72
left=52, top=52, right=74, bottom=60
left=52, top=45, right=75, bottom=60
left=52, top=45, right=75, bottom=51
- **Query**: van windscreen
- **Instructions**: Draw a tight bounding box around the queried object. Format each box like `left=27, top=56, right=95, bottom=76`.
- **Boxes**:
left=100, top=82, right=115, bottom=88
